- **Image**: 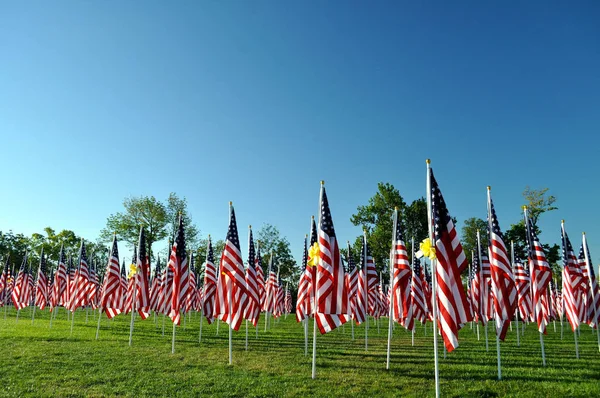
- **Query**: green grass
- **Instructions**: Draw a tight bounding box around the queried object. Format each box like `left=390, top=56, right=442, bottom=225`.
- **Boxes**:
left=0, top=307, right=599, bottom=397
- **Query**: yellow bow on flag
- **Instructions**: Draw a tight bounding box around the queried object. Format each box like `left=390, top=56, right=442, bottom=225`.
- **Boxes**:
left=128, top=263, right=138, bottom=279
left=307, top=242, right=320, bottom=267
left=416, top=238, right=436, bottom=260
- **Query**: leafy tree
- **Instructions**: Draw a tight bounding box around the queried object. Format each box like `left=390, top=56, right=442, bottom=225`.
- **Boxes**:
left=256, top=224, right=299, bottom=283
left=350, top=183, right=407, bottom=271
left=523, top=186, right=558, bottom=227
left=461, top=217, right=489, bottom=261
left=100, top=196, right=169, bottom=260
left=404, top=197, right=428, bottom=244
left=166, top=192, right=200, bottom=249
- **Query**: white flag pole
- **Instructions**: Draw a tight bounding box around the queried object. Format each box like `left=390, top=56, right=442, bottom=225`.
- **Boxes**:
left=511, top=240, right=520, bottom=347
left=311, top=181, right=324, bottom=380
left=582, top=232, right=600, bottom=352
left=386, top=207, right=397, bottom=370
left=477, top=230, right=489, bottom=352
left=426, top=159, right=440, bottom=398
left=363, top=230, right=369, bottom=352
left=199, top=237, right=209, bottom=344
left=486, top=187, right=502, bottom=380
left=561, top=220, right=579, bottom=359
left=524, top=206, right=546, bottom=366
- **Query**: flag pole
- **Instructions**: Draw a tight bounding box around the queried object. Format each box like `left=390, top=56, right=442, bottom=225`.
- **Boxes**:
left=486, top=187, right=502, bottom=380
left=511, top=240, right=520, bottom=347
left=311, top=181, right=324, bottom=380
left=71, top=241, right=83, bottom=336
left=129, top=272, right=137, bottom=346
left=426, top=159, right=440, bottom=398
left=95, top=308, right=102, bottom=340
left=264, top=251, right=274, bottom=332
left=386, top=207, right=398, bottom=370
left=582, top=232, right=600, bottom=352
left=363, top=229, right=369, bottom=352
left=477, top=230, right=489, bottom=352
left=472, top=250, right=480, bottom=341
left=524, top=206, right=546, bottom=366
left=199, top=237, right=209, bottom=344
left=561, top=220, right=579, bottom=359
left=228, top=274, right=233, bottom=365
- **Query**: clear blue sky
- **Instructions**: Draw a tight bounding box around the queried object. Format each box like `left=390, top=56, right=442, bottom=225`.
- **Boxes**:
left=1, top=1, right=599, bottom=264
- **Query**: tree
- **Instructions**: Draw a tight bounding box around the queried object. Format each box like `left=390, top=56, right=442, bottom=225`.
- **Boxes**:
left=256, top=224, right=299, bottom=284
left=100, top=196, right=169, bottom=260
left=461, top=217, right=489, bottom=261
left=404, top=197, right=428, bottom=245
left=523, top=186, right=557, bottom=227
left=166, top=193, right=200, bottom=249
left=350, top=183, right=406, bottom=271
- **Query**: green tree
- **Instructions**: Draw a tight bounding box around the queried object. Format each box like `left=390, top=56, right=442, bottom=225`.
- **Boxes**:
left=100, top=196, right=169, bottom=260
left=166, top=192, right=200, bottom=249
left=350, top=183, right=406, bottom=271
left=523, top=186, right=558, bottom=227
left=256, top=224, right=299, bottom=283
left=404, top=197, right=428, bottom=244
left=461, top=217, right=489, bottom=261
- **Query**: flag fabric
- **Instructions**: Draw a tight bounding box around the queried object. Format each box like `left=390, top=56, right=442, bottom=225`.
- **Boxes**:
left=70, top=241, right=90, bottom=312
left=561, top=226, right=584, bottom=332
left=185, top=254, right=197, bottom=313
left=274, top=277, right=284, bottom=318
left=244, top=228, right=261, bottom=327
left=35, top=250, right=48, bottom=310
left=11, top=252, right=31, bottom=311
left=54, top=246, right=68, bottom=308
left=514, top=255, right=533, bottom=322
left=255, top=244, right=265, bottom=309
left=314, top=184, right=349, bottom=334
left=429, top=168, right=473, bottom=352
left=487, top=192, right=517, bottom=340
left=202, top=237, right=217, bottom=324
left=346, top=244, right=362, bottom=324
left=136, top=228, right=151, bottom=319
left=296, top=236, right=311, bottom=322
left=214, top=204, right=248, bottom=331
left=525, top=216, right=553, bottom=334
left=263, top=256, right=278, bottom=313
left=354, top=242, right=367, bottom=325
left=579, top=242, right=600, bottom=328
left=0, top=256, right=10, bottom=306
left=100, top=236, right=122, bottom=319
left=391, top=211, right=413, bottom=329
left=411, top=251, right=427, bottom=325
left=149, top=257, right=162, bottom=313
left=87, top=260, right=99, bottom=310
left=169, top=216, right=190, bottom=325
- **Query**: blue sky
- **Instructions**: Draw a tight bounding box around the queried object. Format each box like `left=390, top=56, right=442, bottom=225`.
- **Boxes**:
left=1, top=1, right=599, bottom=264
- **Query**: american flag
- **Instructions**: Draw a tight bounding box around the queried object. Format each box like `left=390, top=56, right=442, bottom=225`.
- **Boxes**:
left=274, top=276, right=284, bottom=318
left=579, top=242, right=600, bottom=328
left=314, top=183, right=349, bottom=334
left=123, top=247, right=136, bottom=314
left=264, top=256, right=278, bottom=314
left=487, top=191, right=517, bottom=340
left=88, top=260, right=99, bottom=310
left=549, top=280, right=559, bottom=320
left=244, top=227, right=261, bottom=327
left=136, top=227, right=151, bottom=319
left=391, top=209, right=413, bottom=328
left=149, top=257, right=162, bottom=313
left=120, top=260, right=127, bottom=313
left=70, top=241, right=90, bottom=312
left=54, top=246, right=68, bottom=308
left=469, top=251, right=481, bottom=323
left=284, top=286, right=292, bottom=315
left=11, top=252, right=31, bottom=311
left=411, top=247, right=427, bottom=325
left=255, top=243, right=265, bottom=309
left=48, top=270, right=57, bottom=310
left=524, top=215, right=552, bottom=333
left=354, top=240, right=367, bottom=325
left=100, top=235, right=122, bottom=319
left=214, top=204, right=248, bottom=331
left=202, top=237, right=217, bottom=324
left=185, top=254, right=197, bottom=313
left=429, top=168, right=473, bottom=352
left=169, top=215, right=190, bottom=325
left=0, top=255, right=10, bottom=306
left=560, top=225, right=583, bottom=332
left=513, top=255, right=533, bottom=322
left=479, top=251, right=493, bottom=324
left=295, top=235, right=311, bottom=322
left=35, top=249, right=48, bottom=311
left=346, top=244, right=361, bottom=324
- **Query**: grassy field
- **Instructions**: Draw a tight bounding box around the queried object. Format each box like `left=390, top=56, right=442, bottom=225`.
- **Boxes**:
left=0, top=307, right=599, bottom=397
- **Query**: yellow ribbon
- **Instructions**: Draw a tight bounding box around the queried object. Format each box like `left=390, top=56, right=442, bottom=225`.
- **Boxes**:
left=128, top=263, right=138, bottom=279
left=307, top=242, right=320, bottom=267
left=417, top=238, right=436, bottom=260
